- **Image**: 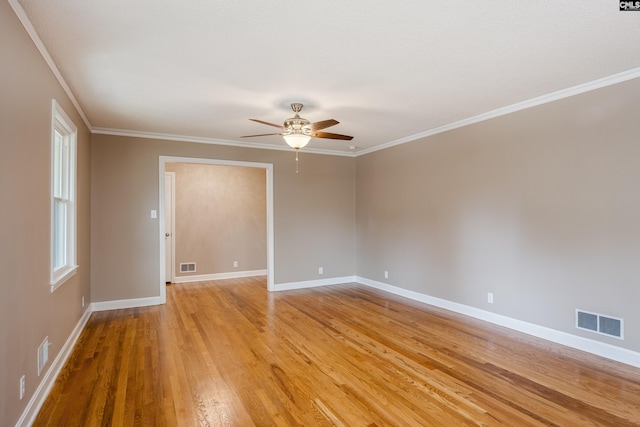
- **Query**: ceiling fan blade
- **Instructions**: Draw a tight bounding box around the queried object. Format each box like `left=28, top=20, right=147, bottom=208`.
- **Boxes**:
left=308, top=119, right=339, bottom=131
left=313, top=131, right=354, bottom=141
left=241, top=133, right=283, bottom=138
left=249, top=119, right=283, bottom=129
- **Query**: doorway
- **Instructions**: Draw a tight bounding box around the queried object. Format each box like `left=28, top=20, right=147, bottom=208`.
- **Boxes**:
left=158, top=156, right=275, bottom=304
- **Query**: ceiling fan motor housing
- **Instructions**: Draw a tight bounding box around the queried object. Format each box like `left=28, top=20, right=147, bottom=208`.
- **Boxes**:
left=284, top=103, right=312, bottom=136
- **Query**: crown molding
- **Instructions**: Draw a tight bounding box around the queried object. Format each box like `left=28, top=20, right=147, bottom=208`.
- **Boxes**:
left=91, top=127, right=357, bottom=157
left=9, top=0, right=93, bottom=131
left=356, top=67, right=640, bottom=157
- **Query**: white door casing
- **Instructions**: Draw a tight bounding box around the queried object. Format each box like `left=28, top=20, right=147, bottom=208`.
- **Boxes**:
left=164, top=172, right=175, bottom=283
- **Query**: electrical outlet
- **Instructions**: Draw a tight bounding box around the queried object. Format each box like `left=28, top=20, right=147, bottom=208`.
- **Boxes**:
left=488, top=292, right=494, bottom=304
left=318, top=267, right=323, bottom=275
left=384, top=271, right=389, bottom=279
left=19, top=375, right=25, bottom=400
left=233, top=261, right=238, bottom=268
left=82, top=296, right=85, bottom=308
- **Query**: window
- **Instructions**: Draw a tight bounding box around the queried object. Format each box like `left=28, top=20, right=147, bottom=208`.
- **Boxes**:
left=50, top=100, right=77, bottom=291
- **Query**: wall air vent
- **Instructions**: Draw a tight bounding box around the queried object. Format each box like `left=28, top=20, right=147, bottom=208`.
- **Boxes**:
left=38, top=337, right=50, bottom=376
left=179, top=262, right=196, bottom=273
left=576, top=309, right=623, bottom=340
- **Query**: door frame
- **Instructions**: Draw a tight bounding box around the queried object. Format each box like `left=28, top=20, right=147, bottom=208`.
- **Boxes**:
left=158, top=156, right=275, bottom=304
left=164, top=171, right=176, bottom=283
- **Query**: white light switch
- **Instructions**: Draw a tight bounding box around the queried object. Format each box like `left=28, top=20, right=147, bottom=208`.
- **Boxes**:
left=150, top=210, right=157, bottom=219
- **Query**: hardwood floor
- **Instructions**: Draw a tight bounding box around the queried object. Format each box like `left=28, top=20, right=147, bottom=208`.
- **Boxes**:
left=34, top=277, right=640, bottom=426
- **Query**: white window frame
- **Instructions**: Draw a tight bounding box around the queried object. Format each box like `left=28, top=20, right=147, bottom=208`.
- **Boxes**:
left=50, top=100, right=78, bottom=291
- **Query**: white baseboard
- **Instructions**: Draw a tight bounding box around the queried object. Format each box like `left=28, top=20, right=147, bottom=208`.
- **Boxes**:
left=274, top=275, right=357, bottom=292
left=356, top=276, right=640, bottom=369
left=172, top=269, right=268, bottom=284
left=91, top=296, right=163, bottom=312
left=15, top=306, right=93, bottom=427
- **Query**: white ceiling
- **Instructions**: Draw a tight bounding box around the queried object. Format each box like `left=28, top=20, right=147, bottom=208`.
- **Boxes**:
left=14, top=0, right=640, bottom=154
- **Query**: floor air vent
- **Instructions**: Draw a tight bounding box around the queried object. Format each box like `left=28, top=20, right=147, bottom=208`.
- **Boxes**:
left=576, top=309, right=623, bottom=339
left=179, top=262, right=196, bottom=273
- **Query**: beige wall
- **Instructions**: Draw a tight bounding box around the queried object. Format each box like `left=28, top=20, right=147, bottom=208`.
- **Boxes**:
left=356, top=77, right=640, bottom=352
left=0, top=3, right=92, bottom=426
left=165, top=163, right=267, bottom=276
left=91, top=135, right=356, bottom=301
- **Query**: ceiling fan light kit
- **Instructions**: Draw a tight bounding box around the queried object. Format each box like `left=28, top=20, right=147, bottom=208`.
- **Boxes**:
left=282, top=133, right=311, bottom=149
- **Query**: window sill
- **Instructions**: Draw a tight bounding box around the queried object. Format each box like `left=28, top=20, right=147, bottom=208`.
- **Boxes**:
left=50, top=265, right=78, bottom=292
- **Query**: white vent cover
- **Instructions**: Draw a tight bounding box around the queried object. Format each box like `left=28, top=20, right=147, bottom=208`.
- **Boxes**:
left=179, top=262, right=196, bottom=273
left=38, top=337, right=49, bottom=376
left=576, top=309, right=623, bottom=340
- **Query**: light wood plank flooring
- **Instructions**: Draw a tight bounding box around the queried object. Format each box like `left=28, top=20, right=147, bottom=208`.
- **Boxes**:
left=34, top=277, right=640, bottom=426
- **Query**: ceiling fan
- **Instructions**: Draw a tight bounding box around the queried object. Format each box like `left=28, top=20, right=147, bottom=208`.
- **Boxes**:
left=242, top=103, right=353, bottom=150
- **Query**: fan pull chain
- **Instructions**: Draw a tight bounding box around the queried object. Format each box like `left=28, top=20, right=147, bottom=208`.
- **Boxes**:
left=295, top=150, right=299, bottom=173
